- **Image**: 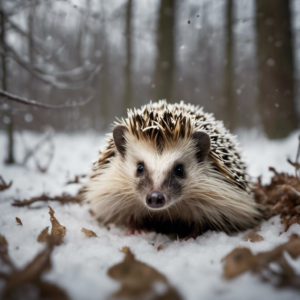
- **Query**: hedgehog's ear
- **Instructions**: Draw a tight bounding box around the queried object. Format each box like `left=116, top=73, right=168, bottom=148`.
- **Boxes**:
left=113, top=125, right=128, bottom=157
left=192, top=131, right=211, bottom=162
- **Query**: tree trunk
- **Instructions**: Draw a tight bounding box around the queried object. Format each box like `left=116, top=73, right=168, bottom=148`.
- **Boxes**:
left=122, top=0, right=133, bottom=114
left=98, top=0, right=110, bottom=129
left=223, top=0, right=235, bottom=131
left=0, top=7, right=15, bottom=164
left=28, top=0, right=35, bottom=64
left=256, top=0, right=298, bottom=139
left=153, top=0, right=176, bottom=102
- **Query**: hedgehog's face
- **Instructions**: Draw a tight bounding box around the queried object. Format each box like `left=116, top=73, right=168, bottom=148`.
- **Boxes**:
left=113, top=125, right=211, bottom=211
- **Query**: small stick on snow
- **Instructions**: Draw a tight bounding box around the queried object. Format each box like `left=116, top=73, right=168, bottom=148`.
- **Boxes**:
left=0, top=176, right=12, bottom=192
left=12, top=193, right=81, bottom=207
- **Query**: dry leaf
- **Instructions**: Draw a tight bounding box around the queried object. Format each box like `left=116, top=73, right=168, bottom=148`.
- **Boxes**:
left=252, top=224, right=261, bottom=231
left=108, top=247, right=182, bottom=300
left=36, top=208, right=66, bottom=245
left=15, top=217, right=22, bottom=226
left=223, top=234, right=300, bottom=289
left=157, top=244, right=164, bottom=251
left=0, top=235, right=15, bottom=270
left=89, top=209, right=95, bottom=216
left=287, top=158, right=300, bottom=170
left=37, top=227, right=50, bottom=243
left=3, top=243, right=53, bottom=295
left=1, top=238, right=70, bottom=299
left=222, top=248, right=256, bottom=279
left=243, top=232, right=264, bottom=242
left=38, top=281, right=70, bottom=300
left=81, top=228, right=97, bottom=238
left=48, top=206, right=66, bottom=244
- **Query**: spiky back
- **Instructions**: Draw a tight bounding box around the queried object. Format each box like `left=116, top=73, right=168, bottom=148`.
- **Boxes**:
left=95, top=100, right=249, bottom=191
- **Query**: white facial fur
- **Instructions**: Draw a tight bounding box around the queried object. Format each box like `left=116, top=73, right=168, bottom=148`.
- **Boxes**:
left=84, top=131, right=260, bottom=231
left=123, top=132, right=198, bottom=209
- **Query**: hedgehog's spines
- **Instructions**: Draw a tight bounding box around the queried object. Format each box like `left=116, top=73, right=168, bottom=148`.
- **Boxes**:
left=96, top=100, right=249, bottom=192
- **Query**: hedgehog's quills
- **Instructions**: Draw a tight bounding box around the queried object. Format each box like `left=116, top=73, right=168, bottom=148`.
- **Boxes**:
left=83, top=100, right=261, bottom=238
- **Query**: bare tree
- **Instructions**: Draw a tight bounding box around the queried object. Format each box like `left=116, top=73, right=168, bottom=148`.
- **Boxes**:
left=256, top=0, right=298, bottom=139
left=153, top=0, right=176, bottom=102
left=223, top=0, right=235, bottom=131
left=0, top=89, right=93, bottom=109
left=0, top=1, right=101, bottom=163
left=0, top=5, right=14, bottom=164
left=122, top=0, right=133, bottom=114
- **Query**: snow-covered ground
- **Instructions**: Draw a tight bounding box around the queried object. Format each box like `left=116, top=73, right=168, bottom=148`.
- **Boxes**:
left=0, top=129, right=300, bottom=300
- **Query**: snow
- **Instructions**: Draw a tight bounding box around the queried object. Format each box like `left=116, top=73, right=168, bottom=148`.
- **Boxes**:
left=0, top=129, right=300, bottom=300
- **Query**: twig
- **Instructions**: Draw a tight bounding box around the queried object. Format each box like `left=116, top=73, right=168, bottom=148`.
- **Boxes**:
left=2, top=45, right=101, bottom=90
left=281, top=184, right=300, bottom=197
left=0, top=176, right=12, bottom=192
left=21, top=130, right=54, bottom=166
left=37, top=143, right=55, bottom=173
left=0, top=89, right=93, bottom=109
left=12, top=193, right=81, bottom=207
left=66, top=174, right=86, bottom=185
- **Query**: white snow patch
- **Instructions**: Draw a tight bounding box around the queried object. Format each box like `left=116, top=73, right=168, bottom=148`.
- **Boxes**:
left=0, top=129, right=300, bottom=300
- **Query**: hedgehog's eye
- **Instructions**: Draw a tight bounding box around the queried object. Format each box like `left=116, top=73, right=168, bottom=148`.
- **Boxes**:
left=174, top=164, right=185, bottom=178
left=137, top=163, right=144, bottom=175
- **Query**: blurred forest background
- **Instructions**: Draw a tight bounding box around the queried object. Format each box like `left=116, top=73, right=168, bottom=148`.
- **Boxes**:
left=0, top=0, right=300, bottom=164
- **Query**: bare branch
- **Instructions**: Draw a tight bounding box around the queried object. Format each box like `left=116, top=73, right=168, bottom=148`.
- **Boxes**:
left=20, top=129, right=53, bottom=166
left=4, top=19, right=100, bottom=81
left=5, top=18, right=50, bottom=57
left=2, top=45, right=101, bottom=90
left=12, top=193, right=82, bottom=207
left=0, top=89, right=93, bottom=109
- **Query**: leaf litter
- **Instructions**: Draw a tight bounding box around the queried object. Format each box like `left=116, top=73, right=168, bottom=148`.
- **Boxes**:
left=108, top=247, right=182, bottom=300
left=15, top=218, right=22, bottom=226
left=223, top=137, right=300, bottom=289
left=0, top=205, right=70, bottom=299
left=37, top=206, right=66, bottom=245
left=81, top=228, right=97, bottom=237
left=222, top=234, right=300, bottom=289
left=243, top=232, right=264, bottom=243
left=4, top=135, right=300, bottom=297
left=0, top=235, right=69, bottom=299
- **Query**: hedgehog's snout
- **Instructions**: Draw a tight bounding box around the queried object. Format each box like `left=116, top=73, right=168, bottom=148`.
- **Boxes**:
left=146, top=191, right=165, bottom=209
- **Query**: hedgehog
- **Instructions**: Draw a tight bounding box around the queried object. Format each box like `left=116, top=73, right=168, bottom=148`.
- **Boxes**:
left=83, top=100, right=261, bottom=238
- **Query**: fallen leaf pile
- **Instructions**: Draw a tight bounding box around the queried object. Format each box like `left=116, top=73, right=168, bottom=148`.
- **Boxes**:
left=223, top=234, right=300, bottom=289
left=0, top=235, right=69, bottom=300
left=108, top=247, right=182, bottom=300
left=12, top=192, right=81, bottom=207
left=223, top=139, right=300, bottom=289
left=37, top=206, right=66, bottom=245
left=253, top=162, right=300, bottom=231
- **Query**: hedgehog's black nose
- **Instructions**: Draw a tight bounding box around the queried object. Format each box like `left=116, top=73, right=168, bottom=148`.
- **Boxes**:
left=146, top=192, right=165, bottom=208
